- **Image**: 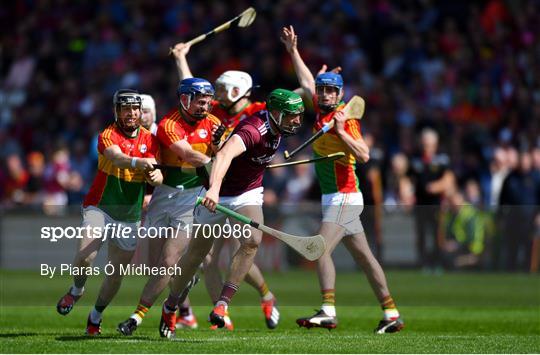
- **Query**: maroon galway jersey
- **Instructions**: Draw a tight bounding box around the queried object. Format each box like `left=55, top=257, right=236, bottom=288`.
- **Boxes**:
left=220, top=111, right=281, bottom=196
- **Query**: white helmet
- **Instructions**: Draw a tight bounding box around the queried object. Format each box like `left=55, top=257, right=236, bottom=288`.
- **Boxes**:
left=140, top=94, right=156, bottom=122
left=215, top=70, right=252, bottom=103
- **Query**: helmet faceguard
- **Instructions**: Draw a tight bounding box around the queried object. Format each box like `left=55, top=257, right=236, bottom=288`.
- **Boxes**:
left=315, top=72, right=344, bottom=112
left=113, top=89, right=142, bottom=133
left=215, top=70, right=253, bottom=109
left=177, top=78, right=215, bottom=121
left=266, top=89, right=304, bottom=136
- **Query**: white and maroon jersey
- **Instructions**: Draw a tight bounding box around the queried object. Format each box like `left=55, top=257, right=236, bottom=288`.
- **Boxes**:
left=220, top=111, right=281, bottom=197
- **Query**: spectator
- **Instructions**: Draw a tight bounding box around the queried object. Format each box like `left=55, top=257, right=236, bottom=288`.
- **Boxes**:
left=410, top=128, right=454, bottom=270
left=384, top=152, right=415, bottom=211
left=442, top=191, right=493, bottom=270
left=499, top=150, right=540, bottom=271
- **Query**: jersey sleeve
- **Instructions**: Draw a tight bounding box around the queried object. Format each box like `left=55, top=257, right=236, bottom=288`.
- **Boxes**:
left=233, top=123, right=261, bottom=151
left=97, top=128, right=116, bottom=154
left=344, top=118, right=362, bottom=139
left=157, top=118, right=186, bottom=147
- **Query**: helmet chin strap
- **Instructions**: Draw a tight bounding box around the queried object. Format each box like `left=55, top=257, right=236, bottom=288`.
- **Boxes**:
left=268, top=111, right=298, bottom=137
left=179, top=95, right=207, bottom=122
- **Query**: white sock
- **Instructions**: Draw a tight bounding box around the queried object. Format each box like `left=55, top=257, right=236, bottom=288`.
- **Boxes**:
left=89, top=307, right=101, bottom=324
left=216, top=301, right=228, bottom=310
left=383, top=308, right=400, bottom=321
left=182, top=314, right=194, bottom=321
left=261, top=291, right=274, bottom=302
left=130, top=314, right=143, bottom=326
left=321, top=305, right=336, bottom=317
left=70, top=286, right=84, bottom=296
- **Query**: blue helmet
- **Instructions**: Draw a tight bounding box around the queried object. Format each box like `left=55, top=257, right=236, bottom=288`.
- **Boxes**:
left=177, top=77, right=215, bottom=98
left=315, top=73, right=343, bottom=111
left=315, top=72, right=343, bottom=90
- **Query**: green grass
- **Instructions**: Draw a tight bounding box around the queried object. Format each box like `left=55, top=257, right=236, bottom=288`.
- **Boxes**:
left=1, top=270, right=539, bottom=353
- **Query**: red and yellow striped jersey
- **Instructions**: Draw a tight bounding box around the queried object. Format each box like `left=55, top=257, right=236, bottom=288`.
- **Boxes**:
left=311, top=95, right=363, bottom=194
left=211, top=100, right=266, bottom=139
left=156, top=108, right=220, bottom=189
left=83, top=124, right=159, bottom=222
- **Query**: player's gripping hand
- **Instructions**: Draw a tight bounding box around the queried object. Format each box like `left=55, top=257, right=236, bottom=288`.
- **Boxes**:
left=201, top=188, right=219, bottom=213
left=172, top=42, right=191, bottom=59
left=212, top=124, right=226, bottom=146
left=145, top=168, right=163, bottom=186
left=333, top=110, right=347, bottom=136
left=134, top=158, right=155, bottom=171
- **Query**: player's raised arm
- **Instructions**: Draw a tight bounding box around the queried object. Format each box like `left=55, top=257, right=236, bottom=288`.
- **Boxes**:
left=171, top=42, right=194, bottom=81
left=201, top=135, right=246, bottom=211
left=280, top=25, right=315, bottom=98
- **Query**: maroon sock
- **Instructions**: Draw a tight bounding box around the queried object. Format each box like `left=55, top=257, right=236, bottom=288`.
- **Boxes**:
left=217, top=282, right=239, bottom=305
left=178, top=302, right=191, bottom=317
left=164, top=294, right=180, bottom=312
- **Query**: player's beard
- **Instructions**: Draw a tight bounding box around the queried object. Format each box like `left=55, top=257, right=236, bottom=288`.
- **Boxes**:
left=118, top=115, right=140, bottom=134
left=180, top=106, right=207, bottom=124
left=318, top=99, right=338, bottom=113
left=189, top=107, right=208, bottom=121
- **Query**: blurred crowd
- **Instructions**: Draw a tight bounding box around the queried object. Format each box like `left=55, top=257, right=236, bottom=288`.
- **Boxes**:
left=1, top=0, right=539, bottom=271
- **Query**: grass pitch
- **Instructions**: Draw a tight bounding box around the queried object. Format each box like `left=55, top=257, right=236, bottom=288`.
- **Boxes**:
left=1, top=270, right=539, bottom=353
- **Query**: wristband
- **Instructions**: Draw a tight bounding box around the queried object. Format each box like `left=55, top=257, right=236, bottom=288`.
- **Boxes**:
left=131, top=157, right=138, bottom=168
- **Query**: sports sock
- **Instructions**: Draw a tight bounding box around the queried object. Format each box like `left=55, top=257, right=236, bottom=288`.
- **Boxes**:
left=130, top=300, right=151, bottom=325
left=178, top=302, right=192, bottom=317
left=381, top=295, right=399, bottom=320
left=89, top=307, right=102, bottom=324
left=217, top=282, right=239, bottom=307
left=70, top=285, right=84, bottom=296
left=258, top=282, right=274, bottom=302
left=321, top=289, right=335, bottom=306
left=321, top=289, right=336, bottom=317
left=164, top=294, right=180, bottom=313
left=321, top=305, right=336, bottom=317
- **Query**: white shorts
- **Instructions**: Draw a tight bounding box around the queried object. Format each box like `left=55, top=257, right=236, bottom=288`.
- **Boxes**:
left=321, top=192, right=364, bottom=236
left=81, top=206, right=140, bottom=251
left=145, top=184, right=204, bottom=229
left=194, top=187, right=264, bottom=225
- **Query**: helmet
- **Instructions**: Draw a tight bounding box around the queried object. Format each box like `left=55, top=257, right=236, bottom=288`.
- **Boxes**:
left=315, top=72, right=344, bottom=90
left=140, top=94, right=156, bottom=114
left=177, top=78, right=214, bottom=120
left=177, top=77, right=215, bottom=98
left=315, top=72, right=343, bottom=111
left=215, top=70, right=253, bottom=103
left=113, top=89, right=141, bottom=122
left=266, top=89, right=304, bottom=136
left=140, top=94, right=156, bottom=123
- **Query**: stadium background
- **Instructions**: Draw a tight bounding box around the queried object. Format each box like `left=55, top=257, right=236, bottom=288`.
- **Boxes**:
left=0, top=1, right=539, bottom=353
